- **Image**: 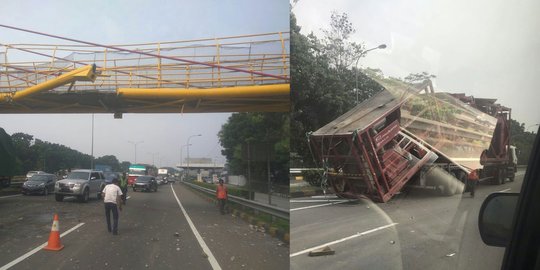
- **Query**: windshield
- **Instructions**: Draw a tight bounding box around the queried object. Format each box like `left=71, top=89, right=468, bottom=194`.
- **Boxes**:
left=29, top=175, right=50, bottom=182
left=66, top=172, right=89, bottom=180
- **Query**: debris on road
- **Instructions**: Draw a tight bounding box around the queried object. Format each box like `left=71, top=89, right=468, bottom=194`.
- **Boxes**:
left=230, top=256, right=235, bottom=261
left=174, top=232, right=180, bottom=237
left=389, top=240, right=395, bottom=244
left=308, top=246, right=335, bottom=257
left=446, top=252, right=456, bottom=257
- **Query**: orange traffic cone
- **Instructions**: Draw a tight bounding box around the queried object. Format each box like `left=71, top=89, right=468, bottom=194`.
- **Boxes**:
left=43, top=214, right=64, bottom=251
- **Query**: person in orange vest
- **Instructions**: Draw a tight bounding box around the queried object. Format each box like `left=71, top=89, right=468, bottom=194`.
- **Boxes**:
left=216, top=178, right=228, bottom=214
left=468, top=169, right=479, bottom=197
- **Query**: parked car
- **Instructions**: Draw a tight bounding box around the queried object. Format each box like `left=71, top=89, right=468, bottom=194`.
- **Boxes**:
left=156, top=175, right=167, bottom=185
left=133, top=176, right=158, bottom=192
left=25, top=170, right=45, bottom=181
left=54, top=169, right=106, bottom=202
left=21, top=173, right=56, bottom=195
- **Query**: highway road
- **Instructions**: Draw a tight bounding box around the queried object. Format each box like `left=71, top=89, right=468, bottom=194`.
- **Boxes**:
left=290, top=169, right=526, bottom=270
left=0, top=183, right=287, bottom=270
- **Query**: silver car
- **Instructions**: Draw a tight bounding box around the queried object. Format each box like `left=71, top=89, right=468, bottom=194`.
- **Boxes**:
left=55, top=170, right=106, bottom=203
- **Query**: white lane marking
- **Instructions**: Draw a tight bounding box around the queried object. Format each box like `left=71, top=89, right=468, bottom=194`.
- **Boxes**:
left=290, top=223, right=398, bottom=258
left=0, top=194, right=22, bottom=199
left=290, top=200, right=352, bottom=211
left=290, top=199, right=348, bottom=203
left=310, top=195, right=338, bottom=199
left=170, top=185, right=221, bottom=270
left=0, top=222, right=85, bottom=270
left=498, top=188, right=511, bottom=192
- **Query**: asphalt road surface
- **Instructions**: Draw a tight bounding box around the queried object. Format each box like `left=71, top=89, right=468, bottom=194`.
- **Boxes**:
left=290, top=169, right=526, bottom=270
left=0, top=183, right=287, bottom=270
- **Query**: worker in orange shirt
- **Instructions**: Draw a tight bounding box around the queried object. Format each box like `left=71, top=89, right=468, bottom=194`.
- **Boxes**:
left=468, top=169, right=479, bottom=197
left=216, top=178, right=228, bottom=214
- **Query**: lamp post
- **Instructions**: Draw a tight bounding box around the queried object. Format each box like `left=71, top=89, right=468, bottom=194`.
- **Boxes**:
left=180, top=144, right=191, bottom=166
left=354, top=44, right=387, bottom=103
left=90, top=114, right=94, bottom=170
left=186, top=134, right=201, bottom=181
left=148, top=152, right=159, bottom=166
left=128, top=140, right=144, bottom=164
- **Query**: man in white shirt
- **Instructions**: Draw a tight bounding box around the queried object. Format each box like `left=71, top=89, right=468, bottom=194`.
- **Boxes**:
left=102, top=177, right=123, bottom=235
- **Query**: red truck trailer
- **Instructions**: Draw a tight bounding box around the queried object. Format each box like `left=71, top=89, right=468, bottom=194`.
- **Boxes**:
left=309, top=77, right=516, bottom=202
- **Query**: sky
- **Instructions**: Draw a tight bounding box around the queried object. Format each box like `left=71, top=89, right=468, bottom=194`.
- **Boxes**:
left=293, top=0, right=540, bottom=131
left=0, top=0, right=289, bottom=168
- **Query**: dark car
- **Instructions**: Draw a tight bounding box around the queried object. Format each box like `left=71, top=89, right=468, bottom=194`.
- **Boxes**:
left=21, top=173, right=56, bottom=195
left=133, top=176, right=158, bottom=192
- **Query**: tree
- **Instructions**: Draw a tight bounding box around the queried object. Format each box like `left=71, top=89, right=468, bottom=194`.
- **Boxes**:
left=320, top=11, right=364, bottom=71
left=290, top=11, right=383, bottom=166
left=509, top=119, right=536, bottom=165
left=120, top=161, right=131, bottom=172
left=404, top=72, right=437, bottom=84
left=94, top=155, right=122, bottom=172
left=218, top=112, right=289, bottom=186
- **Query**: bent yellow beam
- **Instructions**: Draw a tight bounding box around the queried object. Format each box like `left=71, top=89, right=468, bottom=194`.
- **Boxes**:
left=1, top=64, right=97, bottom=102
left=117, top=84, right=290, bottom=99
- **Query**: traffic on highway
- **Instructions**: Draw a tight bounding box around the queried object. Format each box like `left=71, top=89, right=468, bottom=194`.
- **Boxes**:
left=0, top=181, right=288, bottom=269
left=290, top=169, right=526, bottom=269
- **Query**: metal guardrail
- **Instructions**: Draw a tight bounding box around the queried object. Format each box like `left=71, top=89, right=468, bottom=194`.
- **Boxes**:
left=182, top=181, right=289, bottom=220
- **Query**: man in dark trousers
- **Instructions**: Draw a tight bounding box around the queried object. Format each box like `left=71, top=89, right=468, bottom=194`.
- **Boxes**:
left=103, top=177, right=123, bottom=235
left=468, top=169, right=479, bottom=197
left=216, top=178, right=228, bottom=214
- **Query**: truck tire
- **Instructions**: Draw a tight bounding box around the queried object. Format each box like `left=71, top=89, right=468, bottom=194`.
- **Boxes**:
left=497, top=169, right=505, bottom=185
left=55, top=194, right=64, bottom=202
left=508, top=170, right=515, bottom=182
left=79, top=189, right=89, bottom=203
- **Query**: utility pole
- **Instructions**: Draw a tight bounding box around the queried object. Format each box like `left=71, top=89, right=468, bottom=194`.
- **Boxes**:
left=128, top=140, right=144, bottom=164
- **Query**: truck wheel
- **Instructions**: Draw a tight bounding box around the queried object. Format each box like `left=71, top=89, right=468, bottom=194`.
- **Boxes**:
left=508, top=171, right=515, bottom=182
left=79, top=189, right=89, bottom=203
left=55, top=194, right=64, bottom=202
left=497, top=169, right=505, bottom=185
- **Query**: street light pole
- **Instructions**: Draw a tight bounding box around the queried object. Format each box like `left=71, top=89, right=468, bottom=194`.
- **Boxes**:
left=354, top=44, right=387, bottom=104
left=180, top=143, right=191, bottom=167
left=186, top=134, right=202, bottom=181
left=90, top=114, right=94, bottom=170
left=128, top=140, right=144, bottom=164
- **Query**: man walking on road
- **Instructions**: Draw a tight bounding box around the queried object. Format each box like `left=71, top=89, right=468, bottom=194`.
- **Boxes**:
left=216, top=178, right=228, bottom=214
left=468, top=169, right=479, bottom=197
left=103, top=177, right=123, bottom=235
left=120, top=172, right=128, bottom=205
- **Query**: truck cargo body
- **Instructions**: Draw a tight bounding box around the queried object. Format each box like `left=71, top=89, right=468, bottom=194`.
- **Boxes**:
left=309, top=77, right=514, bottom=202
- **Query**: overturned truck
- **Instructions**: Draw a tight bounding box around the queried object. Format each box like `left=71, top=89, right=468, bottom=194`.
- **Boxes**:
left=308, top=77, right=516, bottom=202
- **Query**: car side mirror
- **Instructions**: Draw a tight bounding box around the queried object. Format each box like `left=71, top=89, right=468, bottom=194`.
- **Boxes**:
left=478, top=192, right=519, bottom=247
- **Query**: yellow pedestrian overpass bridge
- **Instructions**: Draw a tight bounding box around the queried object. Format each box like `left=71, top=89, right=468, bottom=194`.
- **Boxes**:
left=0, top=25, right=289, bottom=116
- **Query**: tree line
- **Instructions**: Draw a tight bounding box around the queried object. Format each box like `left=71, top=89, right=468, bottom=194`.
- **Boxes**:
left=10, top=132, right=130, bottom=175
